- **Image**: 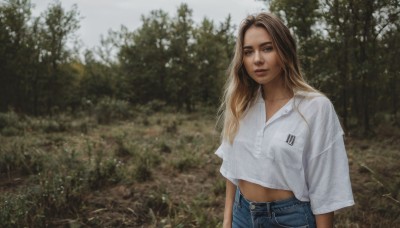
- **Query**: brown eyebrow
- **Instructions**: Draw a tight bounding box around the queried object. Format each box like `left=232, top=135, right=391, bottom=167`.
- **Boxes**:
left=243, top=41, right=273, bottom=49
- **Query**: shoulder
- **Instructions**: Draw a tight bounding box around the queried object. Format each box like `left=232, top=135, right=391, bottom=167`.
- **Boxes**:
left=295, top=91, right=338, bottom=122
left=296, top=91, right=332, bottom=109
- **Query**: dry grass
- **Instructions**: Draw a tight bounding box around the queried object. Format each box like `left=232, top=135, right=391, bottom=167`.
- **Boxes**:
left=335, top=133, right=400, bottom=227
left=0, top=110, right=399, bottom=227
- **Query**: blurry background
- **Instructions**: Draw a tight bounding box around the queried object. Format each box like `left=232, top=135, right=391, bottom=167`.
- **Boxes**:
left=0, top=0, right=399, bottom=227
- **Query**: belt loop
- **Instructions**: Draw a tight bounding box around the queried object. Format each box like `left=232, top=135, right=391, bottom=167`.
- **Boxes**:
left=235, top=187, right=241, bottom=207
left=267, top=203, right=271, bottom=217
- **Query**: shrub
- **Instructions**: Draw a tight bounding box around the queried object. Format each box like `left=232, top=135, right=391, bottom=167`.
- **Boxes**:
left=94, top=97, right=131, bottom=124
left=145, top=100, right=167, bottom=113
left=159, top=141, right=172, bottom=153
left=115, top=134, right=135, bottom=157
left=0, top=142, right=47, bottom=176
left=134, top=161, right=152, bottom=182
left=164, top=120, right=178, bottom=134
left=0, top=194, right=30, bottom=228
left=1, top=126, right=21, bottom=136
left=0, top=161, right=87, bottom=227
left=212, top=179, right=226, bottom=196
left=87, top=148, right=124, bottom=189
left=171, top=155, right=198, bottom=172
left=0, top=111, right=19, bottom=129
left=26, top=117, right=64, bottom=133
left=0, top=111, right=25, bottom=136
left=144, top=190, right=170, bottom=217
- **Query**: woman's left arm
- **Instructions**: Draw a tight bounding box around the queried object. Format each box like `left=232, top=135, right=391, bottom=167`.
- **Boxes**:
left=315, top=212, right=334, bottom=228
left=303, top=97, right=354, bottom=225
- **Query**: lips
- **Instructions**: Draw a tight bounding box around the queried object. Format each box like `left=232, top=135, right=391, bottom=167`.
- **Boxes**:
left=254, top=69, right=268, bottom=76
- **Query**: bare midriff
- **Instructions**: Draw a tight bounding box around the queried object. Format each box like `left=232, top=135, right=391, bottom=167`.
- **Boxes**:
left=238, top=179, right=295, bottom=202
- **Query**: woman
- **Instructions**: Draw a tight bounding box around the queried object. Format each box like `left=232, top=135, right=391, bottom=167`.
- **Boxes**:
left=215, top=13, right=354, bottom=228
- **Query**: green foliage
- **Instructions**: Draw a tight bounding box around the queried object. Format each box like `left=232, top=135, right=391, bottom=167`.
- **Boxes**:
left=159, top=140, right=172, bottom=153
left=145, top=99, right=167, bottom=113
left=80, top=50, right=119, bottom=101
left=94, top=97, right=131, bottom=124
left=119, top=9, right=171, bottom=104
left=164, top=120, right=179, bottom=134
left=0, top=141, right=47, bottom=176
left=133, top=149, right=161, bottom=182
left=1, top=0, right=399, bottom=133
left=118, top=4, right=235, bottom=112
left=0, top=133, right=127, bottom=226
left=0, top=194, right=31, bottom=228
left=171, top=155, right=198, bottom=172
left=0, top=111, right=97, bottom=136
left=270, top=0, right=320, bottom=41
left=212, top=178, right=226, bottom=196
left=88, top=154, right=124, bottom=189
left=0, top=144, right=86, bottom=226
left=0, top=0, right=81, bottom=115
left=114, top=133, right=135, bottom=157
left=0, top=111, right=19, bottom=129
left=134, top=158, right=153, bottom=182
left=136, top=100, right=168, bottom=116
left=0, top=111, right=25, bottom=136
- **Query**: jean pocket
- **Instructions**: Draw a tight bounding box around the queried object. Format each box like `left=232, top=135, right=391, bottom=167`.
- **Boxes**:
left=272, top=205, right=309, bottom=228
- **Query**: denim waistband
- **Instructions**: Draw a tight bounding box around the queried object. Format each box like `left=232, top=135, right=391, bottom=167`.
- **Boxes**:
left=234, top=187, right=307, bottom=216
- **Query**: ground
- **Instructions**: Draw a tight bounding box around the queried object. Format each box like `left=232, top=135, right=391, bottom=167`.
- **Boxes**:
left=0, top=111, right=399, bottom=227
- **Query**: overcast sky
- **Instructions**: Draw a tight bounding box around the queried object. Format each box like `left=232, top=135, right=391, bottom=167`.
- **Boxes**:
left=31, top=0, right=267, bottom=49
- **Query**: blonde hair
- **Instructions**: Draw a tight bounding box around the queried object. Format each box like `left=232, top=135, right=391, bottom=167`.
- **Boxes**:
left=219, top=12, right=319, bottom=144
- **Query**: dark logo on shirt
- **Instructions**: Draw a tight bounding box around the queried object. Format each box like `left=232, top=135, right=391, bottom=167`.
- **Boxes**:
left=286, top=134, right=296, bottom=146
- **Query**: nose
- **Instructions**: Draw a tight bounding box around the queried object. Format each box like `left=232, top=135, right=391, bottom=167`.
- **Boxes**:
left=254, top=51, right=264, bottom=65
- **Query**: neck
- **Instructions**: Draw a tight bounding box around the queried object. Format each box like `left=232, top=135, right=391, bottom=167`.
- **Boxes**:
left=262, top=81, right=293, bottom=102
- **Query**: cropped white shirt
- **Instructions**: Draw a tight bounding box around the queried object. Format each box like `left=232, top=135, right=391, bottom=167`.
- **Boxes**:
left=215, top=90, right=354, bottom=214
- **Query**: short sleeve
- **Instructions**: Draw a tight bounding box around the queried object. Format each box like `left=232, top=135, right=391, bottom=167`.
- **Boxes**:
left=215, top=140, right=238, bottom=185
left=304, top=97, right=355, bottom=214
left=215, top=140, right=228, bottom=159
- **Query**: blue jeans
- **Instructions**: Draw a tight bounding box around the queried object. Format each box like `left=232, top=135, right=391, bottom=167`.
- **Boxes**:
left=232, top=188, right=316, bottom=228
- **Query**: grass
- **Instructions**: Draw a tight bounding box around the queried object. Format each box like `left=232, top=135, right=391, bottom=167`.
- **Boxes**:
left=0, top=109, right=399, bottom=227
left=334, top=135, right=400, bottom=227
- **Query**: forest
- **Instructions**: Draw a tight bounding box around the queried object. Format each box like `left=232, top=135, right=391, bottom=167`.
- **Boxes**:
left=1, top=0, right=399, bottom=134
left=0, top=0, right=399, bottom=227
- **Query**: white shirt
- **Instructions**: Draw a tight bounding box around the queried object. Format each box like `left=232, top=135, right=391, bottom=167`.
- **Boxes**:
left=215, top=90, right=355, bottom=214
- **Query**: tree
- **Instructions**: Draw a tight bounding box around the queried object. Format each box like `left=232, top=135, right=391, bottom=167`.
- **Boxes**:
left=0, top=0, right=82, bottom=115
left=167, top=3, right=196, bottom=111
left=0, top=0, right=33, bottom=112
left=117, top=4, right=234, bottom=110
left=40, top=1, right=80, bottom=113
left=80, top=50, right=117, bottom=102
left=119, top=10, right=170, bottom=104
left=192, top=16, right=235, bottom=107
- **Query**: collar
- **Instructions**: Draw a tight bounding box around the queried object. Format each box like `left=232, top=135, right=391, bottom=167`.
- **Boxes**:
left=255, top=87, right=295, bottom=116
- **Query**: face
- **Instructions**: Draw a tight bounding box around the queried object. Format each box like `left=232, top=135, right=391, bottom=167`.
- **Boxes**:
left=242, top=25, right=282, bottom=86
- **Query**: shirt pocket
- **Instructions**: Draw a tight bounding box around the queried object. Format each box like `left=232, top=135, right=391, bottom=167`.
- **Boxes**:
left=271, top=132, right=305, bottom=169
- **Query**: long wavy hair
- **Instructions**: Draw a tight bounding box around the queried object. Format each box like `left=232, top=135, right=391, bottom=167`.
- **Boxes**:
left=219, top=12, right=318, bottom=144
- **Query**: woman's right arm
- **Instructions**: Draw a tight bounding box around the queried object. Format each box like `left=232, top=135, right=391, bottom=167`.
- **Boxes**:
left=223, top=179, right=236, bottom=228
